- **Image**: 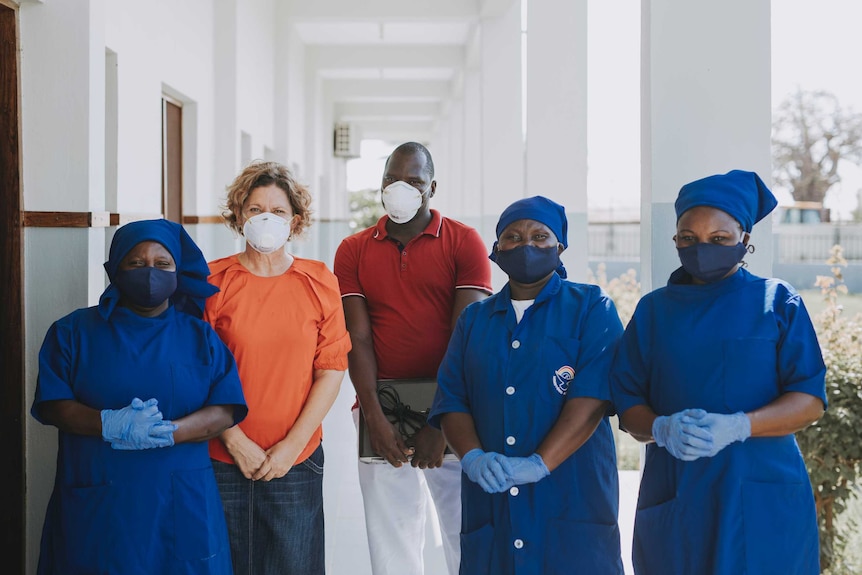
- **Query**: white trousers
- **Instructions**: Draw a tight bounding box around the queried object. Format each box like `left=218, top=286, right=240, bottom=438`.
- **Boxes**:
left=353, top=407, right=461, bottom=575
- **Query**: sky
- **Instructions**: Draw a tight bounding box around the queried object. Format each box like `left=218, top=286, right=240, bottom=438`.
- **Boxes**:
left=771, top=0, right=862, bottom=219
left=348, top=1, right=862, bottom=220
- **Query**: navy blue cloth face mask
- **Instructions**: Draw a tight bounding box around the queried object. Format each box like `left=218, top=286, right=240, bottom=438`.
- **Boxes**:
left=493, top=245, right=560, bottom=284
left=113, top=267, right=178, bottom=308
left=677, top=242, right=747, bottom=283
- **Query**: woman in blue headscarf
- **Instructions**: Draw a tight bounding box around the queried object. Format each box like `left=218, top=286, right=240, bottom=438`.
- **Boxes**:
left=610, top=170, right=826, bottom=574
left=429, top=196, right=625, bottom=575
left=32, top=219, right=248, bottom=575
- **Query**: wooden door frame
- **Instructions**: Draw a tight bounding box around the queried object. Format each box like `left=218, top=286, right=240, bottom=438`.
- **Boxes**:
left=0, top=0, right=25, bottom=572
left=162, top=94, right=183, bottom=223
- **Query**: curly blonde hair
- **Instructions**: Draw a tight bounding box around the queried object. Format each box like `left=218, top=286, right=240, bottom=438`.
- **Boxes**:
left=222, top=161, right=313, bottom=237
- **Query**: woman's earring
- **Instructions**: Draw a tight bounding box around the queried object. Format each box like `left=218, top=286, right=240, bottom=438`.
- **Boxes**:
left=746, top=244, right=756, bottom=254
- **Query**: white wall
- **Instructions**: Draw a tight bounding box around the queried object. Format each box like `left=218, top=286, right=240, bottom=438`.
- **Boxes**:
left=275, top=4, right=306, bottom=172
left=236, top=0, right=275, bottom=163
left=102, top=0, right=215, bottom=215
left=20, top=0, right=100, bottom=212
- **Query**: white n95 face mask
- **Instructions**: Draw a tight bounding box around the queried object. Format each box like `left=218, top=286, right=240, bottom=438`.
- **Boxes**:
left=382, top=181, right=425, bottom=224
left=243, top=212, right=292, bottom=254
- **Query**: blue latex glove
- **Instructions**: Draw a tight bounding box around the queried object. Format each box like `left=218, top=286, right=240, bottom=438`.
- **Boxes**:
left=652, top=408, right=714, bottom=461
left=110, top=420, right=177, bottom=450
left=460, top=448, right=514, bottom=493
left=101, top=398, right=175, bottom=450
left=505, top=453, right=550, bottom=486
left=698, top=412, right=751, bottom=457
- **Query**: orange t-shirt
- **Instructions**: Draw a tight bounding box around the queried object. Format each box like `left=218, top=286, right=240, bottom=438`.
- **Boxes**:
left=205, top=255, right=351, bottom=465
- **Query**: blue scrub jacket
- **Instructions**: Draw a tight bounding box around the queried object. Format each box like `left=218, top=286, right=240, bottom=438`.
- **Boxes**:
left=32, top=305, right=247, bottom=575
left=611, top=267, right=827, bottom=575
left=431, top=274, right=625, bottom=575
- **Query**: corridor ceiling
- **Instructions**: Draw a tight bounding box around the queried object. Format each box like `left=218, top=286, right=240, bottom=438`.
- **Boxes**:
left=284, top=0, right=514, bottom=144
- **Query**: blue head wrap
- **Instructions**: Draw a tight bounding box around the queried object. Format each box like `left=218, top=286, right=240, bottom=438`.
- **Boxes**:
left=99, top=219, right=218, bottom=318
left=490, top=196, right=568, bottom=279
left=674, top=170, right=777, bottom=233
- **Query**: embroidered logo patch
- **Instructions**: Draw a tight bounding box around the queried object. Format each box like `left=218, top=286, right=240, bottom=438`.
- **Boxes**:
left=552, top=366, right=575, bottom=395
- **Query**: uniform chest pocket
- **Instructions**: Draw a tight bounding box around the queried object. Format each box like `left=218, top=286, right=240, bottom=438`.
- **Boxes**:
left=722, top=337, right=779, bottom=412
left=540, top=337, right=580, bottom=403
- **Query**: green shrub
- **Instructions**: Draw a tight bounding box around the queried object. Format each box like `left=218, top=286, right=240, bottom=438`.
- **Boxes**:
left=348, top=188, right=384, bottom=231
left=586, top=263, right=640, bottom=328
left=588, top=263, right=642, bottom=470
left=797, top=245, right=862, bottom=573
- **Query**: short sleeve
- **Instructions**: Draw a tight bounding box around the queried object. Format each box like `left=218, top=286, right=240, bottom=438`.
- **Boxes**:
left=428, top=311, right=472, bottom=429
left=567, top=290, right=624, bottom=403
left=776, top=289, right=827, bottom=406
left=313, top=268, right=352, bottom=371
left=202, top=324, right=248, bottom=425
left=454, top=227, right=493, bottom=293
left=333, top=236, right=364, bottom=298
left=609, top=300, right=653, bottom=416
left=31, top=320, right=76, bottom=424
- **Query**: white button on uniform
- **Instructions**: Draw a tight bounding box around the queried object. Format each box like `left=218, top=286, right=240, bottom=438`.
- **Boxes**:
left=509, top=486, right=519, bottom=496
left=505, top=386, right=515, bottom=395
left=511, top=340, right=520, bottom=349
left=506, top=436, right=516, bottom=445
left=514, top=539, right=524, bottom=549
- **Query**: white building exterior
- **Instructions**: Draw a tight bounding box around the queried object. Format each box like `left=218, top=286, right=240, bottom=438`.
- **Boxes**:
left=2, top=0, right=773, bottom=572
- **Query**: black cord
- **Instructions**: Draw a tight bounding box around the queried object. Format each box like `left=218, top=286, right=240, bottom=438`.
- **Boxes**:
left=377, top=385, right=428, bottom=447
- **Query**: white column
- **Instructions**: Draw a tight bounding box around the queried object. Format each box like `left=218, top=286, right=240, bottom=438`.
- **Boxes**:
left=306, top=83, right=352, bottom=267
left=641, top=0, right=772, bottom=292
left=213, top=0, right=240, bottom=192
left=429, top=110, right=453, bottom=215
left=447, top=94, right=466, bottom=219
left=462, top=65, right=483, bottom=228
left=272, top=5, right=307, bottom=175
left=479, top=0, right=524, bottom=220
left=479, top=0, right=524, bottom=290
left=526, top=0, right=588, bottom=281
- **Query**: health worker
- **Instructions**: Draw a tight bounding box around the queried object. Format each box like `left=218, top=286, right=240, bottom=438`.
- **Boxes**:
left=430, top=196, right=626, bottom=575
left=610, top=170, right=827, bottom=574
left=32, top=218, right=247, bottom=575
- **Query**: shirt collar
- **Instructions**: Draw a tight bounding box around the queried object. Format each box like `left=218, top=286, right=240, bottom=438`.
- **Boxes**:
left=492, top=272, right=563, bottom=314
left=667, top=266, right=749, bottom=291
left=371, top=209, right=443, bottom=241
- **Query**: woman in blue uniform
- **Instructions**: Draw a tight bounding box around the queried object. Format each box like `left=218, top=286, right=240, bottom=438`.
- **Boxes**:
left=32, top=219, right=248, bottom=575
left=610, top=170, right=826, bottom=575
left=429, top=196, right=625, bottom=575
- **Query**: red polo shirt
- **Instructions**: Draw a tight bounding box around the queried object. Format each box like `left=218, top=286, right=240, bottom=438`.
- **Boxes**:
left=334, top=209, right=492, bottom=379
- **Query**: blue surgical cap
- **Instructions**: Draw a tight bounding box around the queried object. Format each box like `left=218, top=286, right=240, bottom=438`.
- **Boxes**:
left=492, top=195, right=568, bottom=278
left=674, top=170, right=777, bottom=233
left=495, top=196, right=568, bottom=248
left=99, top=219, right=218, bottom=318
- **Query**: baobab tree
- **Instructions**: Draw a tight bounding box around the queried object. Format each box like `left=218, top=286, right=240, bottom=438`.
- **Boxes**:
left=772, top=89, right=862, bottom=204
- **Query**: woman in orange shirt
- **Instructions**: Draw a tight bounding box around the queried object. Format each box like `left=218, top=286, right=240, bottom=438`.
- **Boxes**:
left=205, top=161, right=352, bottom=575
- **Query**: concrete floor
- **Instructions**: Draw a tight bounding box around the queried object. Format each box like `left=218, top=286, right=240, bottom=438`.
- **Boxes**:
left=322, top=377, right=638, bottom=575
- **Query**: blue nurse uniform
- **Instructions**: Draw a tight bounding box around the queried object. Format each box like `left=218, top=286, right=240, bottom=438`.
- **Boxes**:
left=32, top=304, right=247, bottom=575
left=611, top=267, right=827, bottom=575
left=430, top=274, right=625, bottom=575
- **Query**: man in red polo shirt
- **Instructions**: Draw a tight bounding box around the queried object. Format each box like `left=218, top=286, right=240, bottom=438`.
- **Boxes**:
left=334, top=142, right=492, bottom=575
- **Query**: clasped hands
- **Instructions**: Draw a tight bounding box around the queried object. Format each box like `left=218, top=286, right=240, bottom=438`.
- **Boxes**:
left=101, top=397, right=177, bottom=450
left=652, top=408, right=751, bottom=461
left=460, top=449, right=550, bottom=494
